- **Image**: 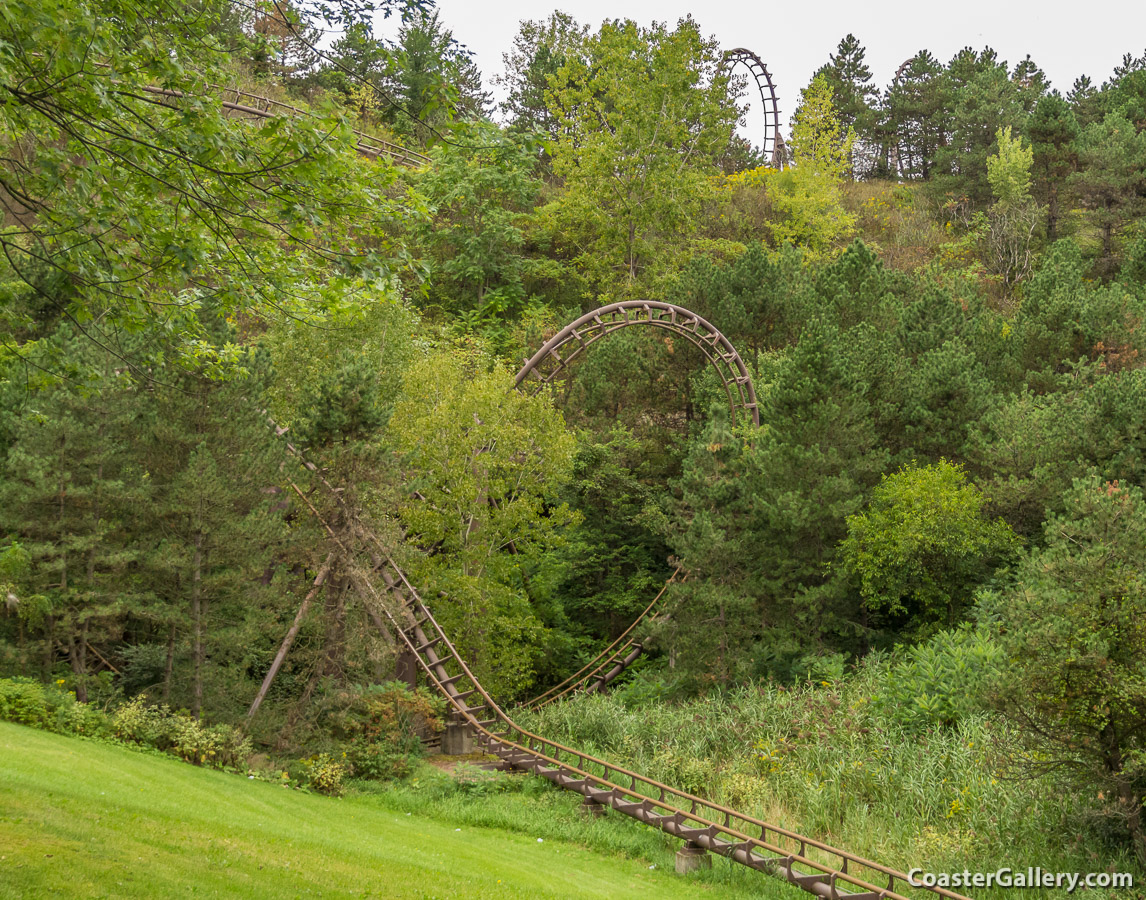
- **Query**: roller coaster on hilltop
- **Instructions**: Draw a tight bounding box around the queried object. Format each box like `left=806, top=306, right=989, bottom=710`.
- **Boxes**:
left=721, top=48, right=787, bottom=168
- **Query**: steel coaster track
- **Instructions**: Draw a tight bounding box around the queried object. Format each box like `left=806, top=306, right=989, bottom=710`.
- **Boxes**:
left=257, top=292, right=972, bottom=899
left=137, top=84, right=431, bottom=167
left=522, top=569, right=682, bottom=709
left=264, top=425, right=971, bottom=900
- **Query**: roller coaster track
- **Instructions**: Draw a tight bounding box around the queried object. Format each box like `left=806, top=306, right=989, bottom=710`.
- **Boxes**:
left=138, top=84, right=431, bottom=167
left=258, top=296, right=972, bottom=900
left=523, top=569, right=683, bottom=710
left=721, top=48, right=786, bottom=169
left=280, top=468, right=970, bottom=900
left=515, top=300, right=760, bottom=427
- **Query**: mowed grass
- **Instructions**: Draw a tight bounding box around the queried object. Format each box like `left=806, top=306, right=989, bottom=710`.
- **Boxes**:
left=0, top=722, right=780, bottom=900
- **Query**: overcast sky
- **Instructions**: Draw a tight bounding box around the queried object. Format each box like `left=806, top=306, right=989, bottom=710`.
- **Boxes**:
left=375, top=0, right=1146, bottom=137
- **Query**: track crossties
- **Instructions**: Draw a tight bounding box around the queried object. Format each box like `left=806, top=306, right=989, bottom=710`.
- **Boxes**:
left=721, top=48, right=785, bottom=168
left=513, top=300, right=760, bottom=428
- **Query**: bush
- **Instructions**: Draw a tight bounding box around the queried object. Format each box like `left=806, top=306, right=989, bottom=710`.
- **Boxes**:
left=113, top=697, right=252, bottom=770
left=304, top=753, right=347, bottom=796
left=323, top=682, right=444, bottom=782
left=0, top=678, right=55, bottom=728
left=0, top=677, right=111, bottom=736
left=873, top=626, right=1003, bottom=731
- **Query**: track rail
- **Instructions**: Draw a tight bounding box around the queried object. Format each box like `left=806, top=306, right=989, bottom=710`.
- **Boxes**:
left=523, top=569, right=681, bottom=709
left=260, top=289, right=971, bottom=897
left=720, top=48, right=786, bottom=168
left=514, top=300, right=760, bottom=427
left=138, top=84, right=430, bottom=167
left=267, top=424, right=971, bottom=900
left=291, top=493, right=970, bottom=900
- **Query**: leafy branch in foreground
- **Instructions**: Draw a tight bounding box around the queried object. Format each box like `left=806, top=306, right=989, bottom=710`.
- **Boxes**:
left=0, top=0, right=422, bottom=372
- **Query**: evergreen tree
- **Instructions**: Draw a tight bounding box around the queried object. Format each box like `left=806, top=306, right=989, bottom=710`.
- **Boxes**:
left=496, top=12, right=588, bottom=141
left=0, top=333, right=147, bottom=699
left=813, top=34, right=879, bottom=177
left=883, top=51, right=950, bottom=179
left=1069, top=114, right=1146, bottom=277
left=383, top=10, right=491, bottom=143
left=933, top=49, right=1028, bottom=207
left=1027, top=93, right=1079, bottom=241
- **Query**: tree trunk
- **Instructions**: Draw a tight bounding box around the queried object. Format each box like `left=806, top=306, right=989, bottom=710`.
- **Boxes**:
left=191, top=530, right=203, bottom=719
left=68, top=619, right=89, bottom=703
left=246, top=553, right=335, bottom=723
left=162, top=620, right=176, bottom=702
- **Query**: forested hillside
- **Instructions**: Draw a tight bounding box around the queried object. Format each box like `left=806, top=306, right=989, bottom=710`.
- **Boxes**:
left=2, top=0, right=1146, bottom=889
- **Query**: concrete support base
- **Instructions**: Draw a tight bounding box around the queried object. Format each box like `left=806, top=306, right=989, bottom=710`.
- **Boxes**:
left=442, top=721, right=474, bottom=755
left=580, top=796, right=607, bottom=818
left=675, top=842, right=712, bottom=875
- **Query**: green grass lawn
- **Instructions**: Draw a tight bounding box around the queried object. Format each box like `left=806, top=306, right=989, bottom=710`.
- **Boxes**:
left=0, top=722, right=782, bottom=899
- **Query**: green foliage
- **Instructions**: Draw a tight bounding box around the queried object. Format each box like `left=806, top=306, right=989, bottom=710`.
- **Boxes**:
left=982, top=474, right=1146, bottom=863
left=324, top=682, right=444, bottom=781
left=519, top=670, right=1133, bottom=888
left=112, top=696, right=252, bottom=769
left=983, top=126, right=1040, bottom=289
left=812, top=34, right=879, bottom=177
left=302, top=753, right=348, bottom=796
left=932, top=49, right=1031, bottom=208
left=874, top=627, right=1003, bottom=731
left=986, top=126, right=1034, bottom=208
left=544, top=17, right=737, bottom=293
left=764, top=76, right=856, bottom=253
left=389, top=350, right=578, bottom=696
left=1026, top=92, right=1078, bottom=241
left=415, top=122, right=542, bottom=321
left=0, top=0, right=418, bottom=372
left=0, top=677, right=103, bottom=732
left=1069, top=113, right=1146, bottom=276
left=496, top=12, right=588, bottom=142
left=842, top=460, right=1017, bottom=634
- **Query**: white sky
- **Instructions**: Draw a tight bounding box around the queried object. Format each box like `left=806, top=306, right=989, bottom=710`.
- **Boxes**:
left=376, top=0, right=1146, bottom=139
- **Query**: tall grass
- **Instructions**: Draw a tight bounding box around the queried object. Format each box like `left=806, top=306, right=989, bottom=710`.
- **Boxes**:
left=514, top=657, right=1140, bottom=899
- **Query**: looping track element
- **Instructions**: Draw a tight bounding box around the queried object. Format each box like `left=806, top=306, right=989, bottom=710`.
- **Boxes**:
left=720, top=48, right=786, bottom=168
left=513, top=300, right=760, bottom=428
left=138, top=85, right=431, bottom=167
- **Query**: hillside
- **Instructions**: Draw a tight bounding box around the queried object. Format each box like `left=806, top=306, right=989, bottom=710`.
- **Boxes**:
left=0, top=722, right=775, bottom=900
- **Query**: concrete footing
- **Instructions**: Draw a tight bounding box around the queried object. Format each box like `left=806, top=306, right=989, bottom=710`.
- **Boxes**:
left=442, top=721, right=474, bottom=755
left=675, top=842, right=712, bottom=875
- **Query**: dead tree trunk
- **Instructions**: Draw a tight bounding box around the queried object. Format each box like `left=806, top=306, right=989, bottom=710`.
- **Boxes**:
left=245, top=552, right=336, bottom=724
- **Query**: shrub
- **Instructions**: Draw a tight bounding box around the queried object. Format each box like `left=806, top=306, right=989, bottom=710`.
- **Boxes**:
left=873, top=626, right=1003, bottom=731
left=304, top=753, right=347, bottom=796
left=0, top=678, right=55, bottom=728
left=113, top=696, right=251, bottom=770
left=324, top=682, right=444, bottom=782
left=0, top=677, right=111, bottom=736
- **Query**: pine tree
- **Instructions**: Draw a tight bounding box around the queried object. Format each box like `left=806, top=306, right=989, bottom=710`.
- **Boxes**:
left=813, top=34, right=879, bottom=177
left=0, top=333, right=147, bottom=699
left=1069, top=114, right=1146, bottom=277
left=1027, top=93, right=1079, bottom=241
left=883, top=51, right=950, bottom=179
left=933, top=49, right=1028, bottom=207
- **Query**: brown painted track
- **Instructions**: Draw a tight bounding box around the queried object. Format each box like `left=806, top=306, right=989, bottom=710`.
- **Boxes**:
left=269, top=431, right=972, bottom=900
left=137, top=84, right=430, bottom=167
left=522, top=569, right=682, bottom=709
